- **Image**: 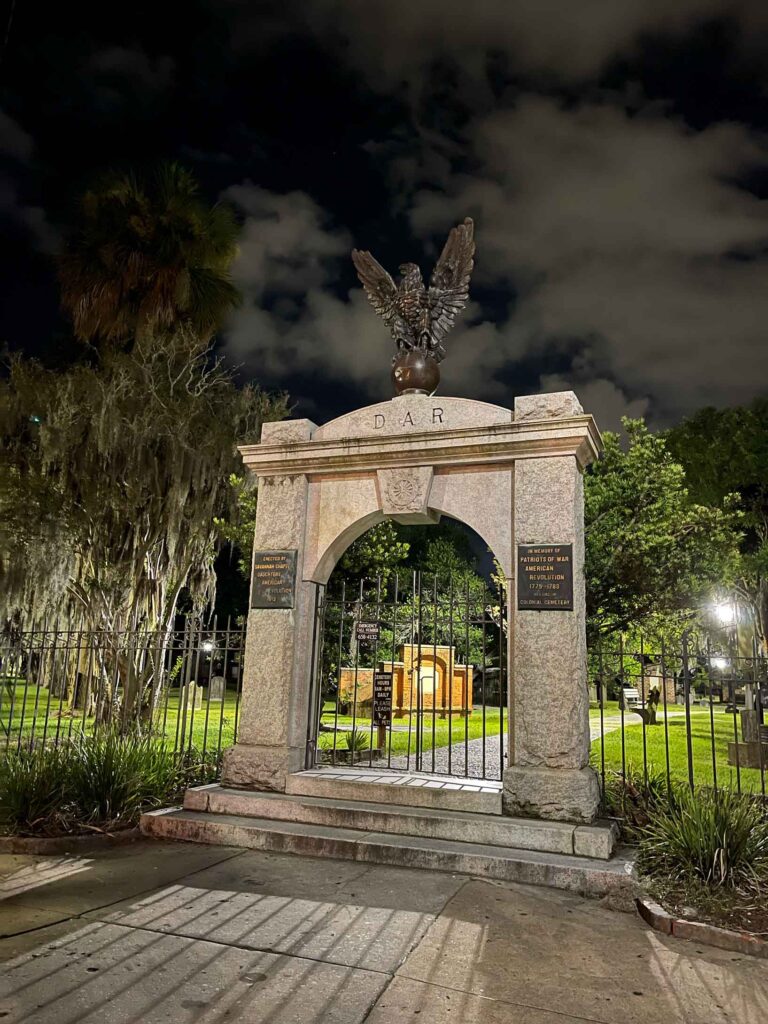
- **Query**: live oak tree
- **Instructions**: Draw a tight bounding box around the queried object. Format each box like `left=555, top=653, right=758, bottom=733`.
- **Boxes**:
left=666, top=401, right=768, bottom=654
left=0, top=165, right=289, bottom=715
left=584, top=419, right=740, bottom=644
left=0, top=335, right=288, bottom=709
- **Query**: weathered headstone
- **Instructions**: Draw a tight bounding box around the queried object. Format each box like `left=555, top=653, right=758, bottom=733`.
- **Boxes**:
left=209, top=675, right=226, bottom=702
left=182, top=681, right=203, bottom=710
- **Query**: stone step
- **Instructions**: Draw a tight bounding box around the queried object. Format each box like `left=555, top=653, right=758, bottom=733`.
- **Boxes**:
left=183, top=785, right=617, bottom=859
left=140, top=807, right=636, bottom=897
left=285, top=769, right=503, bottom=814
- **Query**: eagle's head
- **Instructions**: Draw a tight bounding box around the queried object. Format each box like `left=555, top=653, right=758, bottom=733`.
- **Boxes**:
left=398, top=262, right=423, bottom=289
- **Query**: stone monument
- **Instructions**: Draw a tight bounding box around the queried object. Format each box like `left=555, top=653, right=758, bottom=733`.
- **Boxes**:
left=221, top=221, right=603, bottom=823
left=209, top=675, right=226, bottom=702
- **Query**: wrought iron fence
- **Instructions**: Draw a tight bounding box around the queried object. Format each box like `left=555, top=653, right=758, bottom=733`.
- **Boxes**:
left=3, top=607, right=765, bottom=813
left=0, top=618, right=245, bottom=779
left=306, top=571, right=507, bottom=781
left=591, top=638, right=767, bottom=807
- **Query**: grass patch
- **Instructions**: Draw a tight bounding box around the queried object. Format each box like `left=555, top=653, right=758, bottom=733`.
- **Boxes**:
left=318, top=702, right=503, bottom=760
left=589, top=700, right=619, bottom=718
left=0, top=682, right=239, bottom=756
left=592, top=709, right=765, bottom=793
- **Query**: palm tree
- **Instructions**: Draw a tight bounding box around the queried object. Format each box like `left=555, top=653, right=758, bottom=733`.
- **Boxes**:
left=58, top=163, right=241, bottom=346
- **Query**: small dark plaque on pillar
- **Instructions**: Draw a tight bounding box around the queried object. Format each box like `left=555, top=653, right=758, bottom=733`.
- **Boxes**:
left=250, top=550, right=297, bottom=609
left=372, top=671, right=393, bottom=726
left=517, top=544, right=574, bottom=611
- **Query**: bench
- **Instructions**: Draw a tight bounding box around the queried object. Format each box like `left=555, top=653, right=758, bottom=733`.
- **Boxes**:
left=618, top=687, right=643, bottom=711
left=619, top=686, right=660, bottom=725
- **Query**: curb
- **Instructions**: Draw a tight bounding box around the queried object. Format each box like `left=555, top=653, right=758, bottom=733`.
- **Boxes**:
left=636, top=896, right=768, bottom=960
left=0, top=826, right=142, bottom=855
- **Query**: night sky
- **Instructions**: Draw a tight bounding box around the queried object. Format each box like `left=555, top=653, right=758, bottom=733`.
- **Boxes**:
left=2, top=0, right=768, bottom=431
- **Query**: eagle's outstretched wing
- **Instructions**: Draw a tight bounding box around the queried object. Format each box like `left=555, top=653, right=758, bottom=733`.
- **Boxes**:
left=428, top=218, right=475, bottom=345
left=351, top=249, right=398, bottom=326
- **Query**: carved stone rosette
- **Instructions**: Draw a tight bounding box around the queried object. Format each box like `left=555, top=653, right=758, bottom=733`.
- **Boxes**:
left=376, top=466, right=438, bottom=524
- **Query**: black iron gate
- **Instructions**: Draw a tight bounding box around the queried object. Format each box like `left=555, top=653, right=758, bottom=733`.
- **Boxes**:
left=307, top=571, right=507, bottom=781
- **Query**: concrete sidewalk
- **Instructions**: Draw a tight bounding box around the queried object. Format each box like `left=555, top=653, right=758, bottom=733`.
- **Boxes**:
left=0, top=839, right=765, bottom=1023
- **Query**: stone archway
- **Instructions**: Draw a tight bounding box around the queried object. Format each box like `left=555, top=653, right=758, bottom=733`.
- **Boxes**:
left=221, top=390, right=603, bottom=823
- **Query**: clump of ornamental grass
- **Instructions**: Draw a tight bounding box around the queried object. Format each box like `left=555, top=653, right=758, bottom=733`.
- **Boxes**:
left=344, top=727, right=369, bottom=752
left=0, top=744, right=74, bottom=835
left=598, top=761, right=677, bottom=840
left=637, top=786, right=768, bottom=895
left=0, top=730, right=200, bottom=836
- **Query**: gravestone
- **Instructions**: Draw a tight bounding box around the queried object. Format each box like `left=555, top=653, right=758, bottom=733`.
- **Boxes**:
left=182, top=681, right=203, bottom=710
left=209, top=675, right=226, bottom=702
left=222, top=390, right=602, bottom=823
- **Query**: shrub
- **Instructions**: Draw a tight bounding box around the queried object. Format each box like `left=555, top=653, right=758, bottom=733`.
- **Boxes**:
left=68, top=730, right=183, bottom=827
left=0, top=731, right=191, bottom=836
left=0, top=745, right=74, bottom=835
left=638, top=787, right=768, bottom=893
left=344, top=728, right=369, bottom=751
left=598, top=762, right=677, bottom=839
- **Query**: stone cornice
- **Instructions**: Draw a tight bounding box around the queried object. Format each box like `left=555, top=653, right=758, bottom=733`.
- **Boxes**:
left=239, top=414, right=602, bottom=478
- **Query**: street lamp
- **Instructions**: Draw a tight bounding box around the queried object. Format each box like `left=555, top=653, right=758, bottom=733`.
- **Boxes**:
left=713, top=602, right=735, bottom=626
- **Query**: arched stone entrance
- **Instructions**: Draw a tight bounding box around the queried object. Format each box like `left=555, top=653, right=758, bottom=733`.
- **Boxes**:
left=222, top=389, right=603, bottom=822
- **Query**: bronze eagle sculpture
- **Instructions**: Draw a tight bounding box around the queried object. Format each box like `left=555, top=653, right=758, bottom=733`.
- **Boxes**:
left=352, top=218, right=475, bottom=365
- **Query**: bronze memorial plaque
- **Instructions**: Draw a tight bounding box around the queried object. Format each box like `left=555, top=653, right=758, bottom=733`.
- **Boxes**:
left=517, top=544, right=574, bottom=611
left=250, top=550, right=297, bottom=609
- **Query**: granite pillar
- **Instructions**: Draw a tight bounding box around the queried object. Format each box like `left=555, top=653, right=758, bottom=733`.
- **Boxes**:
left=503, top=392, right=600, bottom=823
left=221, top=419, right=318, bottom=792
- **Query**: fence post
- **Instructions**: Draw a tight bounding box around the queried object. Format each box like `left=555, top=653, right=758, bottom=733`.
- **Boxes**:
left=682, top=630, right=695, bottom=792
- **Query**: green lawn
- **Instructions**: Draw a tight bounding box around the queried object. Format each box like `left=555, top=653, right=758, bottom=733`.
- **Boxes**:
left=5, top=681, right=764, bottom=796
left=592, top=708, right=765, bottom=794
left=318, top=702, right=503, bottom=760
left=589, top=700, right=619, bottom=718
left=0, top=681, right=239, bottom=756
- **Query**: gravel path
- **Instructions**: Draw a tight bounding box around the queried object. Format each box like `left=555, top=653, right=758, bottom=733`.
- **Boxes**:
left=386, top=709, right=701, bottom=781
left=388, top=733, right=507, bottom=780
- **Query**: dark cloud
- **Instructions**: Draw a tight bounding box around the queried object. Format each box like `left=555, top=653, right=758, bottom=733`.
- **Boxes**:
left=246, top=1, right=768, bottom=95
left=223, top=89, right=768, bottom=428
left=0, top=108, right=33, bottom=161
left=88, top=47, right=175, bottom=94
left=0, top=108, right=60, bottom=253
left=4, top=0, right=768, bottom=428
left=408, top=96, right=768, bottom=422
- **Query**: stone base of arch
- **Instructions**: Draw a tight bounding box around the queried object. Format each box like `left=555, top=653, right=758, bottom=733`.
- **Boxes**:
left=221, top=390, right=603, bottom=824
left=221, top=744, right=304, bottom=793
left=502, top=765, right=601, bottom=824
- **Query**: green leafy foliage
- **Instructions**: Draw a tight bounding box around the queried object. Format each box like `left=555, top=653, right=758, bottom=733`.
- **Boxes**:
left=344, top=728, right=369, bottom=752
left=58, top=162, right=241, bottom=346
left=0, top=732, right=211, bottom=836
left=0, top=746, right=72, bottom=835
left=638, top=787, right=768, bottom=893
left=0, top=339, right=288, bottom=643
left=666, top=400, right=768, bottom=653
left=339, top=522, right=410, bottom=582
left=66, top=731, right=182, bottom=826
left=584, top=419, right=741, bottom=641
left=2, top=163, right=290, bottom=644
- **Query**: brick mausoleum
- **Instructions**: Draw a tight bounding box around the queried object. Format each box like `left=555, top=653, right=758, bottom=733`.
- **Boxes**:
left=339, top=644, right=473, bottom=718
